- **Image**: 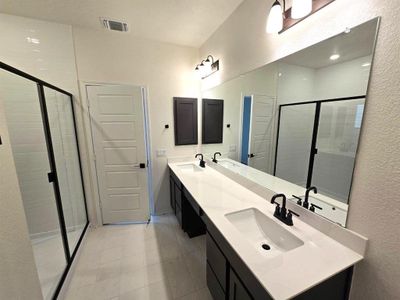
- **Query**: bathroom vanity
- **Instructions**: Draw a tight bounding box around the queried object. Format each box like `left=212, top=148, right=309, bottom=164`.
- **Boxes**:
left=168, top=161, right=366, bottom=300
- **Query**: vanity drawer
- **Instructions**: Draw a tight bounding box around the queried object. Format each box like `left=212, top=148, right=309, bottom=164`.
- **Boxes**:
left=207, top=262, right=225, bottom=300
left=207, top=232, right=227, bottom=291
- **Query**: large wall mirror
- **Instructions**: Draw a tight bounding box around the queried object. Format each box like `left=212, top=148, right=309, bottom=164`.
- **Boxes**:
left=201, top=18, right=380, bottom=227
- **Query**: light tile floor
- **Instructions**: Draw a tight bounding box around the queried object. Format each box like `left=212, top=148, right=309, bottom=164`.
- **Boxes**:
left=65, top=214, right=213, bottom=300
left=32, top=229, right=83, bottom=299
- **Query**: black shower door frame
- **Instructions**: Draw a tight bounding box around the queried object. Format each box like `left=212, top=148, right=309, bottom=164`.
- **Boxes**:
left=273, top=95, right=366, bottom=197
left=0, top=61, right=89, bottom=299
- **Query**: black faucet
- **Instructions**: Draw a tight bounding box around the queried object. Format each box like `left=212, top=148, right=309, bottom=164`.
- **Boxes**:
left=303, top=186, right=317, bottom=209
left=212, top=152, right=221, bottom=163
left=195, top=153, right=205, bottom=168
left=271, top=193, right=299, bottom=226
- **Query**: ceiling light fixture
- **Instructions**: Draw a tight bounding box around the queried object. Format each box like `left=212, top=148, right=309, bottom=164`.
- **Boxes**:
left=26, top=37, right=40, bottom=44
left=266, top=0, right=335, bottom=34
left=195, top=55, right=219, bottom=79
left=330, top=54, right=340, bottom=61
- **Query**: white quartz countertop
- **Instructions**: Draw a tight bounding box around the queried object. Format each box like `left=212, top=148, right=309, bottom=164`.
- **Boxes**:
left=216, top=158, right=348, bottom=226
left=168, top=160, right=364, bottom=300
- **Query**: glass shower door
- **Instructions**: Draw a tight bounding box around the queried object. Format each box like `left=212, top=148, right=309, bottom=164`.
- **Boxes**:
left=275, top=103, right=316, bottom=187
left=44, top=87, right=87, bottom=255
left=311, top=98, right=365, bottom=203
left=0, top=69, right=67, bottom=299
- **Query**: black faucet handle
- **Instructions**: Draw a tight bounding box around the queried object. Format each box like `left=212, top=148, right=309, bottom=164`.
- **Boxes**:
left=288, top=209, right=300, bottom=217
left=285, top=210, right=299, bottom=226
left=310, top=203, right=322, bottom=212
left=292, top=195, right=302, bottom=205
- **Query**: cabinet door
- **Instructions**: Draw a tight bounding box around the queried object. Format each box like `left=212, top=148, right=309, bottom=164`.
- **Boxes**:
left=169, top=177, right=175, bottom=213
left=174, top=183, right=182, bottom=208
left=173, top=97, right=198, bottom=145
left=229, top=268, right=253, bottom=300
left=202, top=98, right=224, bottom=144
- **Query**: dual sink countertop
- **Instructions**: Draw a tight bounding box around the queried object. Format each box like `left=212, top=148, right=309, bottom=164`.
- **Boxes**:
left=168, top=160, right=366, bottom=300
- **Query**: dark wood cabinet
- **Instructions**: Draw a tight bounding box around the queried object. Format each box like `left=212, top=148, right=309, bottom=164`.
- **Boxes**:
left=173, top=97, right=198, bottom=145
left=169, top=177, right=175, bottom=213
left=207, top=263, right=226, bottom=300
left=202, top=98, right=224, bottom=144
left=229, top=268, right=253, bottom=300
left=206, top=233, right=227, bottom=292
left=169, top=169, right=205, bottom=237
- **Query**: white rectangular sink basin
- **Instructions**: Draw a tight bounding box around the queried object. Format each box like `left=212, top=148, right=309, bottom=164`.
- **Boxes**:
left=177, top=163, right=203, bottom=173
left=226, top=208, right=304, bottom=257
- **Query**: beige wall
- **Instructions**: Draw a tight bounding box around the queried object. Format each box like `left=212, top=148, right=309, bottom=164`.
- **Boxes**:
left=72, top=27, right=200, bottom=215
left=200, top=0, right=400, bottom=299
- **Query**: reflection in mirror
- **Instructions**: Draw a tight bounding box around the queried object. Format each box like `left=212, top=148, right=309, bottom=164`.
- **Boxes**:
left=201, top=18, right=380, bottom=227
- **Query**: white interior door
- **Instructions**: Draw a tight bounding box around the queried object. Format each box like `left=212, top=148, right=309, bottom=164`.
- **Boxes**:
left=248, top=94, right=276, bottom=174
left=87, top=85, right=150, bottom=224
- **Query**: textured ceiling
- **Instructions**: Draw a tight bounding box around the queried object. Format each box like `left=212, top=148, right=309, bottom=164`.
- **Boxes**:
left=0, top=0, right=244, bottom=47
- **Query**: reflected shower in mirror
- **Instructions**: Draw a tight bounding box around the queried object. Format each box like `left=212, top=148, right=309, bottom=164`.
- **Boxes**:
left=200, top=17, right=380, bottom=227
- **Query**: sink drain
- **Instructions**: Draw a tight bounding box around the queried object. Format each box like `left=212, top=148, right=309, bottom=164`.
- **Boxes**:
left=261, top=244, right=271, bottom=251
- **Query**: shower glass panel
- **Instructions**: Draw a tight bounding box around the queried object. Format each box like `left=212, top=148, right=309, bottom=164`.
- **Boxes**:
left=0, top=69, right=67, bottom=299
left=44, top=87, right=87, bottom=254
left=312, top=98, right=365, bottom=203
left=275, top=103, right=316, bottom=186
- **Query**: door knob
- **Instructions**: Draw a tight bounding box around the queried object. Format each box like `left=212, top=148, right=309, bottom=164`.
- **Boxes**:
left=248, top=153, right=255, bottom=158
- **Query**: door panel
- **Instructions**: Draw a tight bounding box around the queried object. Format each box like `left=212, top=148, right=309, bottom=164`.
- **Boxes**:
left=87, top=85, right=149, bottom=224
left=248, top=94, right=276, bottom=174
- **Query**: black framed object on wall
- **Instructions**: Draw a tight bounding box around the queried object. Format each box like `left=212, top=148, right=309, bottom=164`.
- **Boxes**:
left=173, top=97, right=198, bottom=145
left=202, top=98, right=224, bottom=144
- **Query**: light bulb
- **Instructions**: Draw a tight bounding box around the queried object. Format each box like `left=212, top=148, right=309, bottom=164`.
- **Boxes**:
left=291, top=0, right=312, bottom=19
left=266, top=1, right=283, bottom=33
left=199, top=64, right=206, bottom=78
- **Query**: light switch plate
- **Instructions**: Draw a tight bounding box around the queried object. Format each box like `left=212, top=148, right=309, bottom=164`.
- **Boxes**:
left=156, top=149, right=167, bottom=157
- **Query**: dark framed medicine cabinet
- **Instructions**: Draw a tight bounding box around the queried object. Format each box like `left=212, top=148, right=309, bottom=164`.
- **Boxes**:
left=173, top=97, right=198, bottom=145
left=202, top=98, right=224, bottom=144
left=274, top=95, right=366, bottom=204
left=0, top=61, right=89, bottom=299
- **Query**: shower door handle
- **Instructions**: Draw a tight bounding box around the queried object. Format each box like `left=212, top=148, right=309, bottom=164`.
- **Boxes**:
left=47, top=172, right=56, bottom=183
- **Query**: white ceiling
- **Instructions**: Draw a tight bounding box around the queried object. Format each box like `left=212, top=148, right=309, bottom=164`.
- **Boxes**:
left=0, top=0, right=244, bottom=47
left=281, top=18, right=378, bottom=69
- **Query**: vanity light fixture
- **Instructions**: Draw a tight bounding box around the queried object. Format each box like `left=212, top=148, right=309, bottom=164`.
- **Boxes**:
left=195, top=55, right=219, bottom=79
left=266, top=0, right=335, bottom=34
